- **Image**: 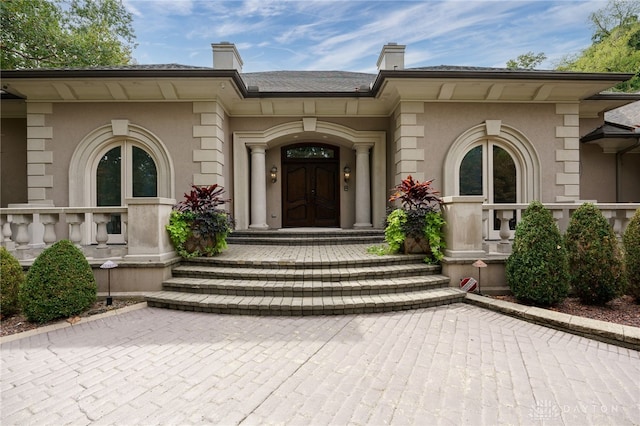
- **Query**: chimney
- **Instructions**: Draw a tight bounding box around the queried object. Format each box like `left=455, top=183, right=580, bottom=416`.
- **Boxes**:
left=377, top=42, right=405, bottom=71
left=212, top=42, right=244, bottom=72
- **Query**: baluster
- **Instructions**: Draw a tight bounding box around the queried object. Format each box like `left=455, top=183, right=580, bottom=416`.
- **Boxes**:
left=93, top=213, right=110, bottom=249
left=66, top=213, right=84, bottom=247
left=2, top=214, right=14, bottom=247
left=40, top=213, right=59, bottom=247
left=600, top=209, right=615, bottom=236
left=121, top=213, right=128, bottom=245
left=552, top=209, right=563, bottom=231
left=12, top=214, right=33, bottom=250
left=481, top=209, right=488, bottom=241
left=496, top=209, right=513, bottom=254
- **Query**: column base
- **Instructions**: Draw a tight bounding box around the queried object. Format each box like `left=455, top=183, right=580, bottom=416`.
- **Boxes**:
left=353, top=223, right=373, bottom=229
left=249, top=224, right=269, bottom=230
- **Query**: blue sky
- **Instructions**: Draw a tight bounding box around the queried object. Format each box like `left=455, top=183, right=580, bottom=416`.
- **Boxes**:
left=123, top=0, right=606, bottom=73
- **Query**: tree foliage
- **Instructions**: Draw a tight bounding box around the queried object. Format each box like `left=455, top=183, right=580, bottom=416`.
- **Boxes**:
left=623, top=208, right=640, bottom=302
left=506, top=51, right=547, bottom=70
left=564, top=203, right=625, bottom=305
left=557, top=0, right=640, bottom=91
left=589, top=0, right=640, bottom=43
left=506, top=201, right=569, bottom=306
left=1, top=0, right=136, bottom=69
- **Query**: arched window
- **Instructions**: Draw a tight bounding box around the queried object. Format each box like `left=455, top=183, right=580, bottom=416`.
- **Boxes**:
left=70, top=121, right=173, bottom=245
left=94, top=142, right=158, bottom=237
left=459, top=141, right=519, bottom=232
left=444, top=121, right=540, bottom=239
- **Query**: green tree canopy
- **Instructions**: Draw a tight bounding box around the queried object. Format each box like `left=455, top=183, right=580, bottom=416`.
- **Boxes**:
left=506, top=51, right=547, bottom=70
left=558, top=0, right=640, bottom=92
left=1, top=0, right=136, bottom=69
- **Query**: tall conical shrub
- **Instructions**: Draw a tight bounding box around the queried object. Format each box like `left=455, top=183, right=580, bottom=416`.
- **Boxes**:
left=20, top=240, right=96, bottom=323
left=506, top=201, right=569, bottom=306
left=565, top=203, right=625, bottom=305
left=623, top=208, right=640, bottom=303
left=1, top=247, right=24, bottom=317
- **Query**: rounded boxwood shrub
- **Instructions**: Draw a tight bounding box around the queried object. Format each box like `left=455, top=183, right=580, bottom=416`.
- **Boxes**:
left=623, top=208, right=640, bottom=302
left=20, top=240, right=97, bottom=323
left=1, top=247, right=24, bottom=317
left=506, top=201, right=569, bottom=306
left=565, top=203, right=625, bottom=305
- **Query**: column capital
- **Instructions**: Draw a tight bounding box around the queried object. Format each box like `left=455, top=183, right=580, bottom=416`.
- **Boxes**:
left=247, top=143, right=268, bottom=153
left=353, top=142, right=374, bottom=152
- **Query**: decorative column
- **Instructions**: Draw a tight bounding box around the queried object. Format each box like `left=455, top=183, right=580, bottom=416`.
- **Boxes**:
left=249, top=144, right=269, bottom=229
left=353, top=143, right=373, bottom=228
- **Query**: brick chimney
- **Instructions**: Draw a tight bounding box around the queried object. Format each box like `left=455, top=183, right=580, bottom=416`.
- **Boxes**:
left=377, top=43, right=405, bottom=71
left=212, top=42, right=243, bottom=72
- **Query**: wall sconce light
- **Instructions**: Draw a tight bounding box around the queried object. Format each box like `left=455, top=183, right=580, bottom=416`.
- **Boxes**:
left=343, top=166, right=351, bottom=183
left=270, top=166, right=278, bottom=183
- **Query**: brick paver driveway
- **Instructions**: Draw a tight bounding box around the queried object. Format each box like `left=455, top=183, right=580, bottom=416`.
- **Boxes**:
left=1, top=304, right=638, bottom=425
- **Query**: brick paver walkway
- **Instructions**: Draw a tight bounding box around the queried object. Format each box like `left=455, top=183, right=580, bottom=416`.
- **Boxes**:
left=1, top=304, right=638, bottom=425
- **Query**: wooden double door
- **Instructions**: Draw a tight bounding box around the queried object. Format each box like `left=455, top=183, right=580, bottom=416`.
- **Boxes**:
left=282, top=145, right=340, bottom=228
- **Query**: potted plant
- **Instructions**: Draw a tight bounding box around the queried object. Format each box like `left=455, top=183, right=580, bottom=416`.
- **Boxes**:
left=166, top=184, right=234, bottom=258
left=386, top=175, right=446, bottom=263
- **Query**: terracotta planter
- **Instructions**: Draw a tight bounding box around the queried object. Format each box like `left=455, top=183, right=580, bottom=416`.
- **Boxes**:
left=403, top=236, right=431, bottom=254
left=183, top=229, right=220, bottom=257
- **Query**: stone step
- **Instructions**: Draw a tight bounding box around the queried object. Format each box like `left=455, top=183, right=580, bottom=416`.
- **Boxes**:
left=162, top=274, right=450, bottom=296
left=182, top=253, right=427, bottom=269
left=146, top=287, right=467, bottom=316
left=226, top=229, right=385, bottom=245
left=171, top=263, right=440, bottom=282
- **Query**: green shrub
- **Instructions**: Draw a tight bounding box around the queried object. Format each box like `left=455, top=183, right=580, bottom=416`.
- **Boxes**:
left=506, top=201, right=569, bottom=306
left=20, top=240, right=97, bottom=323
left=623, top=208, right=640, bottom=302
left=565, top=203, right=625, bottom=305
left=1, top=247, right=24, bottom=317
left=167, top=184, right=234, bottom=258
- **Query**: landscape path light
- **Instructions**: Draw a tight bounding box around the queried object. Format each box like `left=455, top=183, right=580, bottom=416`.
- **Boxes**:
left=473, top=259, right=487, bottom=295
left=100, top=260, right=118, bottom=306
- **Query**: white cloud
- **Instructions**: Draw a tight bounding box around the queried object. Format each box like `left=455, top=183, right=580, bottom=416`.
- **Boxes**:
left=128, top=0, right=606, bottom=71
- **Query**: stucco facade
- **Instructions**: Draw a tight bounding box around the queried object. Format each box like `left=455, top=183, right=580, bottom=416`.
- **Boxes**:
left=2, top=42, right=639, bottom=230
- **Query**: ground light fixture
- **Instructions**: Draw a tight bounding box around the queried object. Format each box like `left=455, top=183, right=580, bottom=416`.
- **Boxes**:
left=473, top=259, right=487, bottom=294
left=100, top=260, right=118, bottom=306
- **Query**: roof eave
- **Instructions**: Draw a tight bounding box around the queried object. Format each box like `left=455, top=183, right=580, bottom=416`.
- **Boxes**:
left=371, top=69, right=635, bottom=94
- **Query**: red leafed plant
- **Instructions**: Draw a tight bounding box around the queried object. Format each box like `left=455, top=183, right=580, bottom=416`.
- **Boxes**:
left=175, top=184, right=230, bottom=214
left=389, top=175, right=442, bottom=211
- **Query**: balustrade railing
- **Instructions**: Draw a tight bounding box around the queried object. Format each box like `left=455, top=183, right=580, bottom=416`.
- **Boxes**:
left=0, top=206, right=128, bottom=260
left=482, top=203, right=639, bottom=254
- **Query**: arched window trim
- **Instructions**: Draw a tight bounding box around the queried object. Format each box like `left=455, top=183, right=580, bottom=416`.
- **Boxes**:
left=443, top=121, right=540, bottom=202
left=69, top=121, right=174, bottom=207
left=90, top=139, right=160, bottom=207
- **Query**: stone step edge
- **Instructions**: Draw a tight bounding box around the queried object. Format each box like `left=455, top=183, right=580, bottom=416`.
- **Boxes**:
left=229, top=230, right=385, bottom=237
left=163, top=275, right=450, bottom=295
left=172, top=265, right=440, bottom=282
left=146, top=288, right=466, bottom=315
left=225, top=237, right=385, bottom=244
left=182, top=254, right=428, bottom=269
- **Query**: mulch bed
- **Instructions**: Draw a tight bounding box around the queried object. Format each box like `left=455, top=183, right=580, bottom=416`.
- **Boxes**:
left=493, top=295, right=640, bottom=328
left=1, top=298, right=145, bottom=337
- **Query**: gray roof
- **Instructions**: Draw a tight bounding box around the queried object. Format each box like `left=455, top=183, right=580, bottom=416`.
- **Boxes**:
left=605, top=98, right=640, bottom=127
left=241, top=71, right=376, bottom=92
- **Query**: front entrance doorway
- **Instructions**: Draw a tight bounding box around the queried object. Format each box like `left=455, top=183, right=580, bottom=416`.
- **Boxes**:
left=282, top=144, right=340, bottom=227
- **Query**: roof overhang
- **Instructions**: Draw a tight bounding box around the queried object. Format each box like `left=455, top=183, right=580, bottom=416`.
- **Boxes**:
left=1, top=67, right=636, bottom=118
left=581, top=121, right=640, bottom=154
left=371, top=70, right=635, bottom=114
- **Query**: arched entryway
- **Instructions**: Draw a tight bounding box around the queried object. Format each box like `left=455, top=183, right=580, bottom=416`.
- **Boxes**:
left=281, top=143, right=340, bottom=227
